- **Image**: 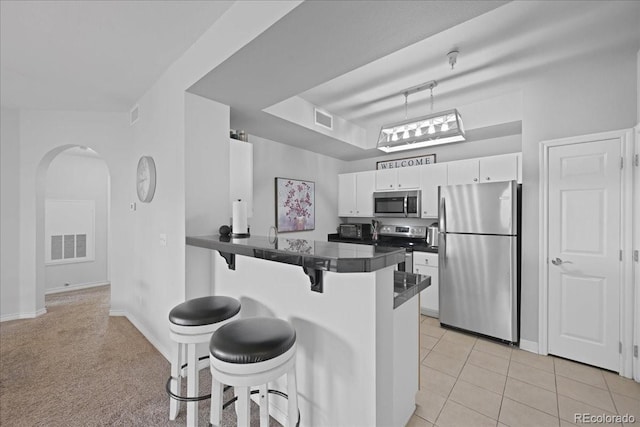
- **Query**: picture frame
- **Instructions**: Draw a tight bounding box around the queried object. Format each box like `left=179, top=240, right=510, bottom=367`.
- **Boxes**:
left=275, top=177, right=315, bottom=232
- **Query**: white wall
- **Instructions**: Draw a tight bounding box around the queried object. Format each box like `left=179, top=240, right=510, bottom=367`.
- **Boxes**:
left=519, top=49, right=638, bottom=343
left=251, top=135, right=344, bottom=241
left=1, top=108, right=21, bottom=320
left=125, top=1, right=300, bottom=358
left=6, top=110, right=132, bottom=322
left=185, top=93, right=230, bottom=300
left=45, top=152, right=109, bottom=292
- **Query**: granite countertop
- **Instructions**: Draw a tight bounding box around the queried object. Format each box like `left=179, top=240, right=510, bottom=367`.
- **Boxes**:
left=393, top=270, right=431, bottom=309
left=327, top=234, right=438, bottom=253
left=186, top=234, right=406, bottom=273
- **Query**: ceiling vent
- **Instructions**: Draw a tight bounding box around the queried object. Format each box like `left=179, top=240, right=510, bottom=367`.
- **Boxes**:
left=130, top=105, right=139, bottom=125
left=314, top=108, right=333, bottom=130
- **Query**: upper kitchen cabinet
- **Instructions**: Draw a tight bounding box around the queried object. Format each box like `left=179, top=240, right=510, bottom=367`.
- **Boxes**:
left=338, top=171, right=375, bottom=217
left=375, top=167, right=421, bottom=191
left=447, top=153, right=522, bottom=185
left=229, top=138, right=253, bottom=216
left=419, top=163, right=447, bottom=218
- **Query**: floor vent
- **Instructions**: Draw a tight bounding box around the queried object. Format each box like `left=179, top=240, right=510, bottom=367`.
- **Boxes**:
left=130, top=105, right=139, bottom=125
left=314, top=108, right=333, bottom=130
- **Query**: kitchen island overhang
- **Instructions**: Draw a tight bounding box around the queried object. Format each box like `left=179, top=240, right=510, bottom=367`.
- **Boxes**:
left=186, top=234, right=430, bottom=426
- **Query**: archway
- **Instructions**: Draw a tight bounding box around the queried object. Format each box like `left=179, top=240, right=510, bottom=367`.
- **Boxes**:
left=35, top=145, right=112, bottom=312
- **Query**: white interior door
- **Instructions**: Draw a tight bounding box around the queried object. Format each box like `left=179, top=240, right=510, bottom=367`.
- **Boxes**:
left=548, top=138, right=621, bottom=371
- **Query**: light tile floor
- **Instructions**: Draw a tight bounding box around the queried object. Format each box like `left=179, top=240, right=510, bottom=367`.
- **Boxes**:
left=407, top=315, right=640, bottom=427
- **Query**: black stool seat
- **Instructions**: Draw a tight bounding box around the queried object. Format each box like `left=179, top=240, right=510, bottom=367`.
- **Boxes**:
left=169, top=296, right=240, bottom=327
left=210, top=317, right=296, bottom=364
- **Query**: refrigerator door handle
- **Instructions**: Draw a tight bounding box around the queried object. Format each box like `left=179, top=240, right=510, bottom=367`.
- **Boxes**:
left=440, top=232, right=446, bottom=267
left=439, top=196, right=446, bottom=232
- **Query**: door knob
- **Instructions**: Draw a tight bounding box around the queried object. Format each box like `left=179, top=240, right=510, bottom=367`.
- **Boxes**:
left=551, top=257, right=572, bottom=265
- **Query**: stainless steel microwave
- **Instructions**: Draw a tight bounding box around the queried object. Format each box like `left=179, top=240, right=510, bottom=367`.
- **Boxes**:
left=373, top=190, right=421, bottom=218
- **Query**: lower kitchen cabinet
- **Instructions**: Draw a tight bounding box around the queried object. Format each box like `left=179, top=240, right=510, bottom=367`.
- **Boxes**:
left=413, top=251, right=439, bottom=318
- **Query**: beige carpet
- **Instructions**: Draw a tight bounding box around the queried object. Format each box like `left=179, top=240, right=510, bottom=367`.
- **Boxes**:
left=0, top=285, right=278, bottom=426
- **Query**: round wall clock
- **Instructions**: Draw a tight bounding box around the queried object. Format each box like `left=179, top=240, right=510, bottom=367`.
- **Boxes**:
left=136, top=156, right=156, bottom=203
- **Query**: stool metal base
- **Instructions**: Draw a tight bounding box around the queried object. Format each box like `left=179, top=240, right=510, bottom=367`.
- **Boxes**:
left=219, top=389, right=300, bottom=427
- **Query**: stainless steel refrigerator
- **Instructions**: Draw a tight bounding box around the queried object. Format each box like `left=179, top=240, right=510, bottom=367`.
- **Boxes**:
left=438, top=180, right=520, bottom=344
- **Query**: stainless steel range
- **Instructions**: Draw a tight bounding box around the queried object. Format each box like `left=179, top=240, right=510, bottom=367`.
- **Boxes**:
left=378, top=224, right=428, bottom=272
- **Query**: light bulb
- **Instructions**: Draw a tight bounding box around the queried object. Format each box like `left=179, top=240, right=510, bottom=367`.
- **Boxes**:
left=391, top=132, right=399, bottom=142
left=402, top=128, right=410, bottom=139
left=428, top=124, right=435, bottom=135
left=415, top=127, right=422, bottom=137
left=441, top=122, right=449, bottom=132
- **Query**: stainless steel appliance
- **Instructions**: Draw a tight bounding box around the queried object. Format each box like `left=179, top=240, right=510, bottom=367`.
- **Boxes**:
left=373, top=190, right=421, bottom=218
left=338, top=223, right=371, bottom=240
left=379, top=224, right=427, bottom=272
left=426, top=222, right=439, bottom=248
left=438, top=180, right=520, bottom=344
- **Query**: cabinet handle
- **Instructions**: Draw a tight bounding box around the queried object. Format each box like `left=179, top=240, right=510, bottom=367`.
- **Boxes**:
left=389, top=184, right=393, bottom=188
left=398, top=184, right=402, bottom=187
left=486, top=177, right=491, bottom=181
left=356, top=210, right=359, bottom=214
left=424, top=259, right=429, bottom=264
left=473, top=178, right=478, bottom=182
left=423, top=211, right=427, bottom=215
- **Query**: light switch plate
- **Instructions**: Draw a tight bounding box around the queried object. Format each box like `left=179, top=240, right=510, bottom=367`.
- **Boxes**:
left=129, top=202, right=136, bottom=211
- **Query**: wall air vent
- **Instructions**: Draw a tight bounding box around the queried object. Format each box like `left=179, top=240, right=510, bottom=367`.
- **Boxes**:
left=130, top=105, right=139, bottom=125
left=314, top=108, right=333, bottom=130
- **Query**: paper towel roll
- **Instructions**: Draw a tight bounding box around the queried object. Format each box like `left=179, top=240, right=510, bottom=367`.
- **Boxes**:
left=232, top=199, right=248, bottom=236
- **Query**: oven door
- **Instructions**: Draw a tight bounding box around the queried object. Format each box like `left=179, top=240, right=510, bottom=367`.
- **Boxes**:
left=374, top=192, right=407, bottom=217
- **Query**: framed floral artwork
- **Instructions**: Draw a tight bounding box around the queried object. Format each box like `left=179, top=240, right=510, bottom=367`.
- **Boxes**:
left=275, top=177, right=315, bottom=232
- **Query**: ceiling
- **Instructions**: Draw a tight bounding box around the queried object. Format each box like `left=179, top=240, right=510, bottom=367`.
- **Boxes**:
left=189, top=0, right=640, bottom=160
left=2, top=1, right=639, bottom=161
left=0, top=0, right=233, bottom=111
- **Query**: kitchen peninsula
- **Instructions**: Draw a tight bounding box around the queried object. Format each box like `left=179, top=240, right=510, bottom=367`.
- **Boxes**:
left=186, top=234, right=430, bottom=427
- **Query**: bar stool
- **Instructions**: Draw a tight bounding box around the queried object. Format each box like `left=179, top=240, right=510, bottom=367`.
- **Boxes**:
left=209, top=317, right=299, bottom=427
left=167, top=296, right=241, bottom=427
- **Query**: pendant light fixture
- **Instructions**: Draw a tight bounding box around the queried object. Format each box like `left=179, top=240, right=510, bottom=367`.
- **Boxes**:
left=377, top=80, right=466, bottom=153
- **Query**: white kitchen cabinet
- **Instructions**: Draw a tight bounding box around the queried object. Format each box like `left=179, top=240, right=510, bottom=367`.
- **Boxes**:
left=479, top=153, right=520, bottom=183
left=375, top=167, right=421, bottom=190
left=413, top=251, right=439, bottom=318
left=419, top=163, right=447, bottom=218
left=338, top=171, right=375, bottom=217
left=447, top=153, right=521, bottom=185
left=229, top=138, right=253, bottom=216
left=375, top=168, right=396, bottom=190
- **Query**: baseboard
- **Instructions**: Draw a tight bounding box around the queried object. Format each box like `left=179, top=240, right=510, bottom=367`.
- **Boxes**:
left=0, top=313, right=20, bottom=322
left=0, top=308, right=47, bottom=323
left=108, top=309, right=127, bottom=317
left=419, top=308, right=439, bottom=318
left=46, top=281, right=110, bottom=295
left=110, top=309, right=171, bottom=362
left=519, top=339, right=539, bottom=354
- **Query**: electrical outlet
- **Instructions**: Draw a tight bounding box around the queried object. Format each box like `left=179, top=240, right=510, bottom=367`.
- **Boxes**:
left=160, top=233, right=167, bottom=247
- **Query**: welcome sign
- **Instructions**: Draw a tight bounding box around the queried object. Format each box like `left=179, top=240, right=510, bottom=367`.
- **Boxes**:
left=376, top=154, right=436, bottom=170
